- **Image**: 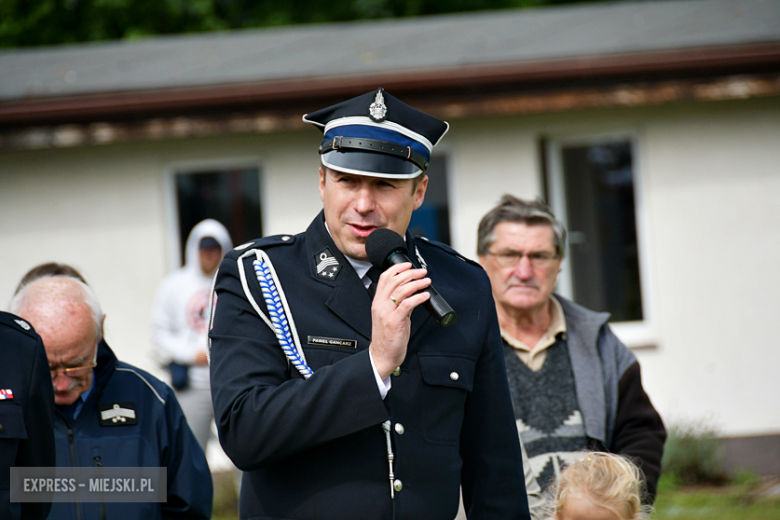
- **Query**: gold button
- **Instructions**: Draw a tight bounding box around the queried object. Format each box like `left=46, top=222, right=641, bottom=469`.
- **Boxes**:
left=393, top=479, right=403, bottom=492
left=392, top=367, right=401, bottom=376
left=450, top=372, right=459, bottom=381
left=394, top=423, right=405, bottom=435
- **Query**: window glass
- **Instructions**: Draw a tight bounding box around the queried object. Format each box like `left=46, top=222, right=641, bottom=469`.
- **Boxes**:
left=408, top=156, right=451, bottom=245
left=559, top=140, right=643, bottom=322
left=175, top=167, right=262, bottom=264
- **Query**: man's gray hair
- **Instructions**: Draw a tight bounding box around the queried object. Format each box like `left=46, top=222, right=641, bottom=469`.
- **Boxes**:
left=477, top=194, right=567, bottom=258
left=11, top=275, right=104, bottom=341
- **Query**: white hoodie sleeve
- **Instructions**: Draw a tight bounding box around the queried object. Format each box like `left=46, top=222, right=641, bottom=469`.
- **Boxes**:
left=150, top=275, right=201, bottom=365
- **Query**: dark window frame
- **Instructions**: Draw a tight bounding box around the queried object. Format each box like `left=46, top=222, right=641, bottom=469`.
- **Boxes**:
left=408, top=154, right=452, bottom=245
left=544, top=133, right=653, bottom=335
left=165, top=159, right=264, bottom=270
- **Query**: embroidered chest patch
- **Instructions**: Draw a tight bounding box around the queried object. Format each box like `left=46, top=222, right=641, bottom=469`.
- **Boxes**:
left=314, top=247, right=342, bottom=281
left=99, top=402, right=138, bottom=426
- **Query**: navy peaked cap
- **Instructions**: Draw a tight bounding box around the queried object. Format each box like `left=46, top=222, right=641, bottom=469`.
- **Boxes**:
left=303, top=88, right=449, bottom=179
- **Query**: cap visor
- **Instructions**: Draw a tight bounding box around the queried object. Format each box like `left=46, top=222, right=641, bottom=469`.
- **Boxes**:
left=322, top=150, right=422, bottom=179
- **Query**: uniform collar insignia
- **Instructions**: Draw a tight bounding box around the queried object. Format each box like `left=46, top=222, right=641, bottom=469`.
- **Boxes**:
left=14, top=319, right=30, bottom=330
left=99, top=402, right=138, bottom=426
left=368, top=89, right=388, bottom=122
left=414, top=245, right=428, bottom=270
left=314, top=247, right=342, bottom=281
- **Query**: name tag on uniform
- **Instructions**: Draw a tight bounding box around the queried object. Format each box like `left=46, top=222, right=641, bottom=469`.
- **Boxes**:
left=307, top=336, right=357, bottom=349
left=99, top=402, right=138, bottom=426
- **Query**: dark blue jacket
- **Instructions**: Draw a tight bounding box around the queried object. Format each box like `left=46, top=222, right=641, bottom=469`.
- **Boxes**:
left=210, top=213, right=529, bottom=520
left=0, top=312, right=56, bottom=520
left=50, top=341, right=212, bottom=520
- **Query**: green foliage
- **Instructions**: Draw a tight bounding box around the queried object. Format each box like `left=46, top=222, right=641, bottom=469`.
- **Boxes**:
left=0, top=0, right=612, bottom=49
left=661, top=419, right=728, bottom=486
left=730, top=468, right=762, bottom=489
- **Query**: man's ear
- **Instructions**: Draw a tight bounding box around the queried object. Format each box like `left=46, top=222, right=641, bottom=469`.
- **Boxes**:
left=412, top=175, right=428, bottom=210
left=99, top=314, right=106, bottom=342
left=318, top=166, right=326, bottom=202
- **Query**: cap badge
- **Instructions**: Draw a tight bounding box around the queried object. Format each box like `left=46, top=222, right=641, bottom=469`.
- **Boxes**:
left=315, top=247, right=342, bottom=281
left=368, top=89, right=388, bottom=122
left=14, top=319, right=30, bottom=331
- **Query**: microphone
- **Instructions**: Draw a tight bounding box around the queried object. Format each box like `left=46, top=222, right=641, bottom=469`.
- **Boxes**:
left=365, top=228, right=457, bottom=327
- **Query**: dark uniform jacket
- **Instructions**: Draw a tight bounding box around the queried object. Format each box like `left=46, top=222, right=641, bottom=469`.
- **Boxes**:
left=210, top=212, right=530, bottom=520
left=0, top=312, right=56, bottom=520
left=50, top=340, right=212, bottom=520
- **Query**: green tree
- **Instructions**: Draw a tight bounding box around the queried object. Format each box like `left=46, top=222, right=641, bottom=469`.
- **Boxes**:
left=0, top=0, right=606, bottom=49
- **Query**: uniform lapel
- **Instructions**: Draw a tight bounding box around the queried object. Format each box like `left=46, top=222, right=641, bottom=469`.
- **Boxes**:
left=307, top=213, right=374, bottom=341
left=405, top=232, right=431, bottom=337
left=306, top=215, right=430, bottom=343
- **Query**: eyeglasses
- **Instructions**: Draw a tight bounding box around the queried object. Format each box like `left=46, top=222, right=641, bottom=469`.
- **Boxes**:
left=49, top=341, right=99, bottom=380
left=487, top=250, right=559, bottom=268
left=50, top=363, right=97, bottom=380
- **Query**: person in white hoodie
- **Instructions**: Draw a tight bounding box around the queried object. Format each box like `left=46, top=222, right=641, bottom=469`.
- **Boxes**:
left=151, top=218, right=232, bottom=450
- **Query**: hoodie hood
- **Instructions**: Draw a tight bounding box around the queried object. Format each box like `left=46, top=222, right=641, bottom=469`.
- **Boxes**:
left=183, top=219, right=233, bottom=271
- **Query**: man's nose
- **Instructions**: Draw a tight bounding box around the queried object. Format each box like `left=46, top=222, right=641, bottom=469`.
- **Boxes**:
left=354, top=186, right=376, bottom=213
left=513, top=255, right=534, bottom=279
left=51, top=373, right=73, bottom=391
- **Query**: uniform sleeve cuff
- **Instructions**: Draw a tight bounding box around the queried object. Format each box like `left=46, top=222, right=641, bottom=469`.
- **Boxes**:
left=368, top=351, right=392, bottom=399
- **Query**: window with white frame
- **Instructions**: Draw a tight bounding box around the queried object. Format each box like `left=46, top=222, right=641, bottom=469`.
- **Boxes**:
left=172, top=164, right=263, bottom=265
left=545, top=136, right=650, bottom=333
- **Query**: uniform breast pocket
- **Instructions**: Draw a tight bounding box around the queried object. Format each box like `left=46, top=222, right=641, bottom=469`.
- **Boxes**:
left=418, top=355, right=475, bottom=446
left=0, top=404, right=27, bottom=487
left=0, top=404, right=27, bottom=441
left=302, top=346, right=356, bottom=371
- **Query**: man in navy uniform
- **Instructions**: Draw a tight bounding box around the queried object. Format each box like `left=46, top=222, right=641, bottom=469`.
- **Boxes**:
left=12, top=271, right=213, bottom=520
left=209, top=89, right=531, bottom=519
left=0, top=312, right=56, bottom=520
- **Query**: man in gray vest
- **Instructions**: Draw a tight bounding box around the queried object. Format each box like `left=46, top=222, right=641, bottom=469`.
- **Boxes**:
left=477, top=194, right=666, bottom=503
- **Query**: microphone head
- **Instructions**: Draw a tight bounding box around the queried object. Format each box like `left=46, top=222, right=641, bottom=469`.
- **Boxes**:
left=366, top=228, right=408, bottom=268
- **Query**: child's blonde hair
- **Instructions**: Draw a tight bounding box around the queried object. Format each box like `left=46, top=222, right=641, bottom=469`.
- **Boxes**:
left=546, top=452, right=652, bottom=520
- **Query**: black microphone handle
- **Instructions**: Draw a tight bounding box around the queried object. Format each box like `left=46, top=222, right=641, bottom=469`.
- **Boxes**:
left=386, top=251, right=457, bottom=327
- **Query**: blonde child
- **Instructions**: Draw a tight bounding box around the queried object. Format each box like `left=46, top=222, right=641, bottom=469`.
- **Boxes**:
left=544, top=452, right=653, bottom=520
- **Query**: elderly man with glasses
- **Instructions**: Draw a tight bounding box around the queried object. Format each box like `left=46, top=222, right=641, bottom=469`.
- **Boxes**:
left=11, top=267, right=212, bottom=520
left=477, top=195, right=666, bottom=504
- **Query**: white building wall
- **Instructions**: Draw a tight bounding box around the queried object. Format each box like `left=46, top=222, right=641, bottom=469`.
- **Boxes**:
left=1, top=96, right=778, bottom=437
left=0, top=131, right=322, bottom=380
left=638, top=99, right=780, bottom=436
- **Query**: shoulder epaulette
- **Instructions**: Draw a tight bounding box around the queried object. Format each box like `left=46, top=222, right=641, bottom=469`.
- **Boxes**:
left=414, top=236, right=482, bottom=269
left=230, top=234, right=297, bottom=255
left=0, top=311, right=39, bottom=338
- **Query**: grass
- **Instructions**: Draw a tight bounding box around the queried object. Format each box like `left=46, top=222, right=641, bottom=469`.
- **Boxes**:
left=653, top=474, right=780, bottom=520
left=654, top=487, right=780, bottom=519
left=211, top=470, right=239, bottom=520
